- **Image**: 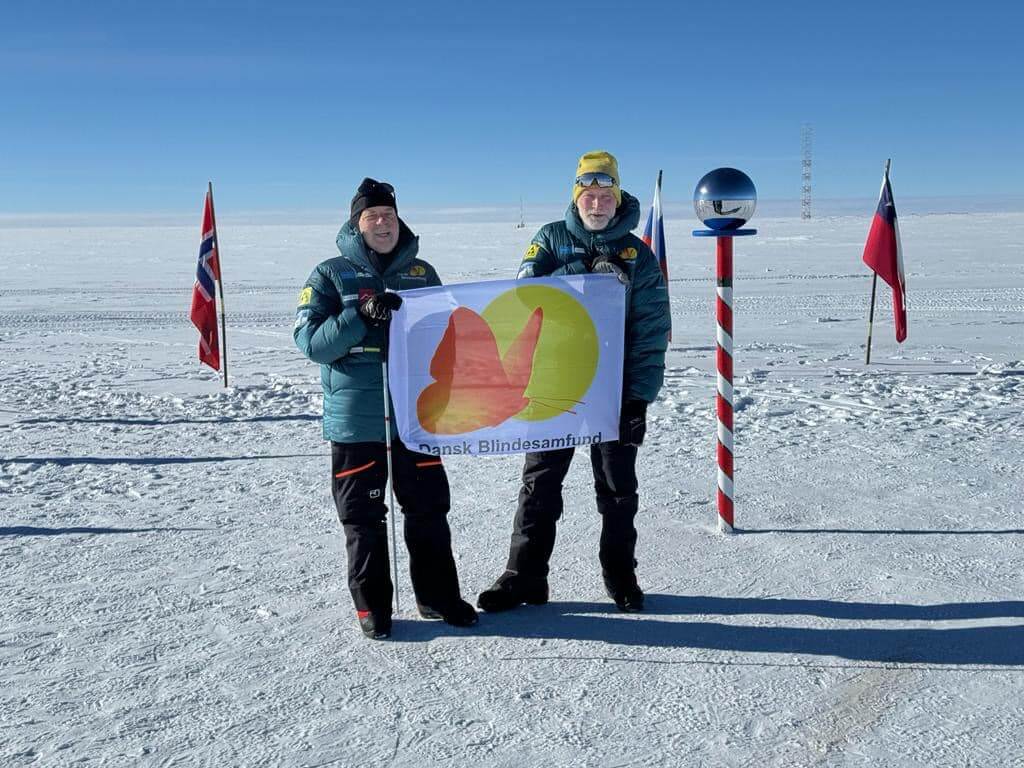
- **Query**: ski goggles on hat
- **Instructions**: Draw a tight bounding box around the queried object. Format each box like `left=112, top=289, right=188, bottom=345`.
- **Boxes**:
left=575, top=172, right=617, bottom=188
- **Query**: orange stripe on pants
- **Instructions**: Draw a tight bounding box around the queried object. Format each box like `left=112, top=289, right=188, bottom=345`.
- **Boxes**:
left=334, top=460, right=376, bottom=478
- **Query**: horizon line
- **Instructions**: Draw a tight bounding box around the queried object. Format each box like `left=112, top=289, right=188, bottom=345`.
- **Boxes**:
left=3, top=194, right=1024, bottom=227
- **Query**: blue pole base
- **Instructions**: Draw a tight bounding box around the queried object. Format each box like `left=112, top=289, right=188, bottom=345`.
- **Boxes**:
left=692, top=228, right=757, bottom=237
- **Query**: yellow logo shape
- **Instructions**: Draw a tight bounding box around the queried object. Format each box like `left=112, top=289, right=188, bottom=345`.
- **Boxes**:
left=297, top=287, right=313, bottom=306
left=618, top=247, right=638, bottom=261
left=524, top=243, right=541, bottom=261
left=482, top=284, right=598, bottom=422
left=408, top=265, right=426, bottom=276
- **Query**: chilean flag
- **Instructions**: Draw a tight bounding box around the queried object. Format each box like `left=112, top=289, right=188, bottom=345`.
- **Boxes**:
left=641, top=170, right=671, bottom=340
left=862, top=167, right=907, bottom=342
left=190, top=188, right=221, bottom=369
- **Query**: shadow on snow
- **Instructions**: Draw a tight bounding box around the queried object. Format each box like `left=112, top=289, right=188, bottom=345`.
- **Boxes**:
left=393, top=594, right=1024, bottom=666
left=1, top=454, right=320, bottom=466
left=0, top=525, right=212, bottom=537
left=10, top=414, right=320, bottom=427
left=742, top=527, right=1024, bottom=536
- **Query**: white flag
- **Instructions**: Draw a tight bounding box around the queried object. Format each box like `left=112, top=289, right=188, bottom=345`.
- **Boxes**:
left=388, top=275, right=626, bottom=456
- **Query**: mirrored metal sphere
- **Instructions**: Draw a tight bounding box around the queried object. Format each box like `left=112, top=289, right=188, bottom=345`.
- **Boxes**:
left=693, top=168, right=757, bottom=230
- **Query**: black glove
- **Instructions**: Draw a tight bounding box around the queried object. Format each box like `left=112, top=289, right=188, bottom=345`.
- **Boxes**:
left=358, top=292, right=403, bottom=325
left=619, top=400, right=647, bottom=447
left=589, top=254, right=630, bottom=285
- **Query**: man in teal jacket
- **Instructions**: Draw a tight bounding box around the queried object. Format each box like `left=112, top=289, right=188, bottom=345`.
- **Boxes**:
left=294, top=178, right=476, bottom=639
left=478, top=151, right=671, bottom=614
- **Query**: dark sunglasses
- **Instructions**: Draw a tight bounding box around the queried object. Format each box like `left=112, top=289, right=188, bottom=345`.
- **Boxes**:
left=575, top=172, right=616, bottom=188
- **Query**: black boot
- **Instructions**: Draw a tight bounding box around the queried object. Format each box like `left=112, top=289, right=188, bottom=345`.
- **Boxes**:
left=417, top=598, right=479, bottom=626
left=603, top=572, right=644, bottom=612
left=405, top=512, right=478, bottom=627
left=477, top=570, right=549, bottom=612
left=480, top=451, right=571, bottom=611
left=343, top=521, right=394, bottom=633
left=357, top=609, right=393, bottom=640
left=598, top=493, right=642, bottom=612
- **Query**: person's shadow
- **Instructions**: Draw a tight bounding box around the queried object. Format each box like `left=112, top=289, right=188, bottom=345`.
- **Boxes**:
left=0, top=526, right=212, bottom=537
left=394, top=594, right=1024, bottom=666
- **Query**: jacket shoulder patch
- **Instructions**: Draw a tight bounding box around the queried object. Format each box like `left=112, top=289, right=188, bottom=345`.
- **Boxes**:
left=524, top=243, right=541, bottom=261
left=408, top=264, right=427, bottom=277
left=619, top=247, right=638, bottom=261
left=297, top=286, right=313, bottom=306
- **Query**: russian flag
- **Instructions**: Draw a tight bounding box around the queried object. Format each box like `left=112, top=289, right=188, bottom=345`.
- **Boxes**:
left=641, top=169, right=668, bottom=284
left=641, top=170, right=671, bottom=340
left=862, top=165, right=907, bottom=342
left=190, top=187, right=221, bottom=369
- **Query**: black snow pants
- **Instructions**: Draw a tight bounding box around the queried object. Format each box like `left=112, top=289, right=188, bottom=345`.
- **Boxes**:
left=331, top=440, right=461, bottom=615
left=504, top=441, right=639, bottom=589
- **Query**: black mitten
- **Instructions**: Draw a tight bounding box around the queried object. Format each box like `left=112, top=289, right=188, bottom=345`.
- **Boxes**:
left=619, top=400, right=647, bottom=446
left=358, top=292, right=403, bottom=325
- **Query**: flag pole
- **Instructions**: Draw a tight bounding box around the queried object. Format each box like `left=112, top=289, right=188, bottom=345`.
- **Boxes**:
left=864, top=159, right=890, bottom=365
left=209, top=181, right=229, bottom=388
left=865, top=273, right=878, bottom=364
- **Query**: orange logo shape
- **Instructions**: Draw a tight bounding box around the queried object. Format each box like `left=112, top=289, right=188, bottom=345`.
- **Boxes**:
left=417, top=307, right=545, bottom=434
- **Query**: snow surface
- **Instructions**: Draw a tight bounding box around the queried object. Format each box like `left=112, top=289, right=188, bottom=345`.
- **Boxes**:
left=1, top=212, right=1022, bottom=766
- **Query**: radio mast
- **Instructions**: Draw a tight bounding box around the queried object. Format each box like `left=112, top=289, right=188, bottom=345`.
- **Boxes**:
left=801, top=123, right=813, bottom=220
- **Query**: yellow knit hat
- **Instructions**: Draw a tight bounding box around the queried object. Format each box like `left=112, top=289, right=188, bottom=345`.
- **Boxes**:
left=573, top=150, right=621, bottom=205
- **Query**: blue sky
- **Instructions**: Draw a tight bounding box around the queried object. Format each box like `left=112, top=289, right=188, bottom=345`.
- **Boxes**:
left=2, top=0, right=1021, bottom=213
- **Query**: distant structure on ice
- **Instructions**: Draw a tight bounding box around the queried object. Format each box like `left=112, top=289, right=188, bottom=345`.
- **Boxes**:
left=516, top=197, right=526, bottom=229
left=801, top=123, right=813, bottom=220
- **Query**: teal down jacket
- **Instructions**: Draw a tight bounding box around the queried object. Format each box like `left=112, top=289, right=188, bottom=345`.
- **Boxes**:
left=516, top=191, right=671, bottom=403
left=293, top=219, right=441, bottom=443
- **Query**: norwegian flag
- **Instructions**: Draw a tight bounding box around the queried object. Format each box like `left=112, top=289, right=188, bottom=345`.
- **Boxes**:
left=190, top=187, right=221, bottom=369
left=641, top=169, right=671, bottom=340
left=862, top=166, right=907, bottom=342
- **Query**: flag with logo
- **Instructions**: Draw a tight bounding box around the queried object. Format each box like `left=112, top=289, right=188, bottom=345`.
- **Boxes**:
left=190, top=188, right=221, bottom=369
left=388, top=275, right=626, bottom=456
left=862, top=165, right=907, bottom=342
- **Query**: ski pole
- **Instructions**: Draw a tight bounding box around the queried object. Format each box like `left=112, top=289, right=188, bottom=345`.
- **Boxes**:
left=381, top=323, right=400, bottom=614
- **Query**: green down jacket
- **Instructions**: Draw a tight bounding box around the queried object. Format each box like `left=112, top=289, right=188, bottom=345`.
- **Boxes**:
left=516, top=191, right=671, bottom=403
left=293, top=219, right=440, bottom=443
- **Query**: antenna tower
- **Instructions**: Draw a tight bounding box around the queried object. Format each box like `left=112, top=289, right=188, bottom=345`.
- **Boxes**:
left=801, top=123, right=813, bottom=220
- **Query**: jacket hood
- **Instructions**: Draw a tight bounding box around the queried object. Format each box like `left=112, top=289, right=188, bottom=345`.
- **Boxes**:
left=565, top=190, right=641, bottom=245
left=335, top=218, right=419, bottom=276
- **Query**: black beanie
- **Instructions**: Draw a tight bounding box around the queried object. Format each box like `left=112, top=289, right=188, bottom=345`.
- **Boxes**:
left=350, top=178, right=397, bottom=225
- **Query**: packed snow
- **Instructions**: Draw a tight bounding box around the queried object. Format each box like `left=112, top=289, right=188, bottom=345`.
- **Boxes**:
left=1, top=210, right=1022, bottom=766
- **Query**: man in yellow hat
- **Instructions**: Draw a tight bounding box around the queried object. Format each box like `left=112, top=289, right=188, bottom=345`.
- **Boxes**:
left=477, top=151, right=671, bottom=613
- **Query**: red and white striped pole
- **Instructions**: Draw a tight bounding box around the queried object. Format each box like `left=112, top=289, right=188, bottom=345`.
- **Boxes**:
left=692, top=167, right=757, bottom=534
left=715, top=236, right=735, bottom=533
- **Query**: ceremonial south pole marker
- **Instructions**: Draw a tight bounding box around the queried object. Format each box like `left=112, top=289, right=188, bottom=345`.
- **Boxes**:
left=692, top=168, right=758, bottom=534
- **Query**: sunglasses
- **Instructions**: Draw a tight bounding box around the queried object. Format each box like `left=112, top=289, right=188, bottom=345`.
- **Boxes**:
left=575, top=172, right=617, bottom=188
